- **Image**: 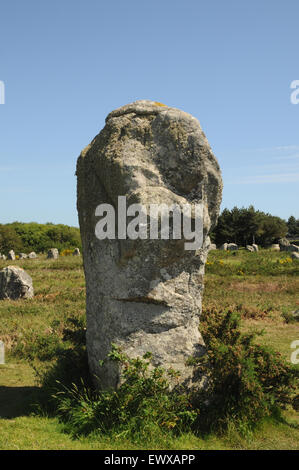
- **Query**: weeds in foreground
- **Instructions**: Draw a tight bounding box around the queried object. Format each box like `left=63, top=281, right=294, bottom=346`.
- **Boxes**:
left=36, top=309, right=299, bottom=440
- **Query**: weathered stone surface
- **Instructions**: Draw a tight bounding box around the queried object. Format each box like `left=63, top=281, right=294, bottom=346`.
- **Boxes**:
left=252, top=244, right=258, bottom=252
left=7, top=250, right=15, bottom=260
left=47, top=248, right=59, bottom=259
left=291, top=252, right=299, bottom=260
left=246, top=245, right=254, bottom=252
left=209, top=244, right=217, bottom=250
left=18, top=253, right=28, bottom=259
left=73, top=248, right=81, bottom=256
left=0, top=266, right=34, bottom=300
left=76, top=100, right=223, bottom=390
left=28, top=252, right=37, bottom=259
left=227, top=243, right=238, bottom=251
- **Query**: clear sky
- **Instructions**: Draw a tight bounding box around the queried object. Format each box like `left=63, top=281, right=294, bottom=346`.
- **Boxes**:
left=0, top=0, right=298, bottom=226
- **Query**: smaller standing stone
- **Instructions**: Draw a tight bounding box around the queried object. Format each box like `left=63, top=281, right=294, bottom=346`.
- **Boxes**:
left=220, top=243, right=228, bottom=250
left=278, top=238, right=290, bottom=251
left=47, top=248, right=59, bottom=259
left=7, top=250, right=15, bottom=260
left=270, top=244, right=280, bottom=252
left=227, top=243, right=238, bottom=251
left=72, top=248, right=81, bottom=256
left=0, top=266, right=34, bottom=300
left=0, top=341, right=4, bottom=364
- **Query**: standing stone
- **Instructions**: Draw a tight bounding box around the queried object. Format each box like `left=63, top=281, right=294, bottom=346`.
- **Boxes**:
left=7, top=250, right=15, bottom=260
left=0, top=266, right=34, bottom=300
left=76, top=100, right=223, bottom=390
left=220, top=243, right=228, bottom=250
left=278, top=238, right=290, bottom=251
left=73, top=248, right=81, bottom=256
left=0, top=340, right=4, bottom=364
left=47, top=248, right=59, bottom=259
left=270, top=244, right=280, bottom=252
left=227, top=243, right=238, bottom=251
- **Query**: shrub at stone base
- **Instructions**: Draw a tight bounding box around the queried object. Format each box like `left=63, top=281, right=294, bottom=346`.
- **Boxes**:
left=193, top=308, right=299, bottom=433
left=37, top=309, right=298, bottom=439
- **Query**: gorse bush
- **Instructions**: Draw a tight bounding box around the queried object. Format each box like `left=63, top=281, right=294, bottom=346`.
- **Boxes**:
left=50, top=346, right=197, bottom=438
left=37, top=308, right=298, bottom=440
left=193, top=307, right=299, bottom=433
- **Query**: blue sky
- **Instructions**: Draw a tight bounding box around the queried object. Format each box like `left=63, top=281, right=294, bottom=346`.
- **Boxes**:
left=0, top=0, right=298, bottom=226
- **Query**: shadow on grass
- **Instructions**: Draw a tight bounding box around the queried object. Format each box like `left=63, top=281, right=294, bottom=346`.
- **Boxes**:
left=0, top=385, right=41, bottom=419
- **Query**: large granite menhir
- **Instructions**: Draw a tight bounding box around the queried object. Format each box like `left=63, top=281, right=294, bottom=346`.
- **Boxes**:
left=76, top=100, right=223, bottom=390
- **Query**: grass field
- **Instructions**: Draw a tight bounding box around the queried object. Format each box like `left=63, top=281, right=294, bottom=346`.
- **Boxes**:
left=0, top=250, right=298, bottom=450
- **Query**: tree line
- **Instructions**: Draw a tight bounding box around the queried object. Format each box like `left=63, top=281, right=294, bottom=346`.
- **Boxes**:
left=210, top=206, right=299, bottom=247
left=0, top=222, right=81, bottom=255
left=0, top=208, right=298, bottom=254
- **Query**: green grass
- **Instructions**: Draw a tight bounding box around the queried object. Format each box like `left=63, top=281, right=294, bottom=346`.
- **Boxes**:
left=0, top=251, right=298, bottom=449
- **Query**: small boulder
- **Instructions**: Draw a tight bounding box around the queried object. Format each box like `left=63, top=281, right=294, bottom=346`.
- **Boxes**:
left=28, top=252, right=37, bottom=259
left=0, top=266, right=34, bottom=300
left=7, top=250, right=15, bottom=260
left=220, top=243, right=228, bottom=250
left=291, top=252, right=299, bottom=260
left=252, top=244, right=258, bottom=252
left=72, top=248, right=81, bottom=256
left=18, top=253, right=28, bottom=259
left=227, top=243, right=238, bottom=251
left=47, top=248, right=59, bottom=259
left=246, top=245, right=254, bottom=252
left=270, top=244, right=280, bottom=252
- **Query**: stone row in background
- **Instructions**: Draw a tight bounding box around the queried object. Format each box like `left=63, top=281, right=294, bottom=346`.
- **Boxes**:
left=0, top=248, right=81, bottom=260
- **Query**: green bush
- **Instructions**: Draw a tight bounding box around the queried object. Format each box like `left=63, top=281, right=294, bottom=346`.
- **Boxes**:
left=193, top=307, right=299, bottom=433
left=49, top=346, right=197, bottom=438
left=36, top=308, right=298, bottom=440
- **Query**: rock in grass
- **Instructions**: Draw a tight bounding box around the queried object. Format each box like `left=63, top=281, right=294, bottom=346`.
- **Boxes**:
left=28, top=252, right=37, bottom=259
left=220, top=243, right=228, bottom=250
left=291, top=252, right=299, bottom=260
left=7, top=250, right=15, bottom=260
left=76, top=100, right=223, bottom=390
left=72, top=248, right=80, bottom=256
left=47, top=248, right=59, bottom=259
left=227, top=243, right=238, bottom=251
left=0, top=265, right=34, bottom=300
left=270, top=244, right=280, bottom=252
